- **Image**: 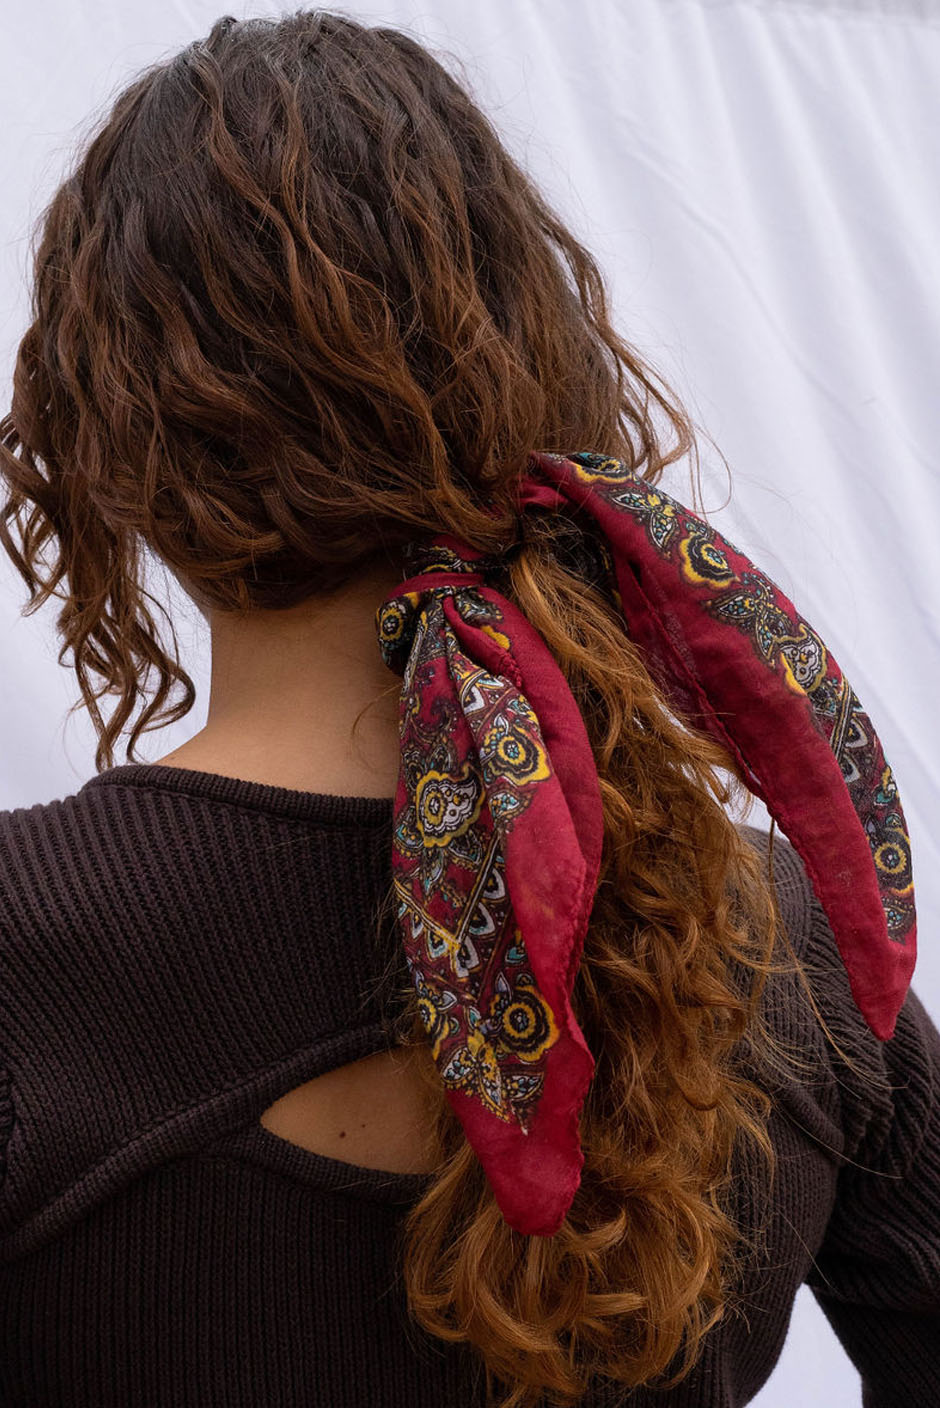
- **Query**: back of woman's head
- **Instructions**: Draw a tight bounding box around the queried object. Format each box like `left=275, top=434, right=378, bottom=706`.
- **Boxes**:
left=0, top=11, right=843, bottom=1405
left=1, top=6, right=690, bottom=757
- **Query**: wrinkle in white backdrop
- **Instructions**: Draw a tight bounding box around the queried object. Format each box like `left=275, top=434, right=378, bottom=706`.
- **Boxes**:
left=1, top=3, right=938, bottom=1403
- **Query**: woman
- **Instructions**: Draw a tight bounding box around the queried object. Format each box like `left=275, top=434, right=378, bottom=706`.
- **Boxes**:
left=0, top=11, right=937, bottom=1407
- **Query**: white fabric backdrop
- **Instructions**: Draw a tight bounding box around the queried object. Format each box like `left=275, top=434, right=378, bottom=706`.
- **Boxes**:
left=2, top=2, right=938, bottom=1401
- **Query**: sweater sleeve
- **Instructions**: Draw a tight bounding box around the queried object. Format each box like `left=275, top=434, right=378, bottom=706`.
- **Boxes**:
left=799, top=892, right=940, bottom=1406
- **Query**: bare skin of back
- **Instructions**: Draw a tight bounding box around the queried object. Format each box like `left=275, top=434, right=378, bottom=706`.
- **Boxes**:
left=256, top=1045, right=441, bottom=1175
left=154, top=730, right=442, bottom=1174
left=150, top=559, right=443, bottom=1177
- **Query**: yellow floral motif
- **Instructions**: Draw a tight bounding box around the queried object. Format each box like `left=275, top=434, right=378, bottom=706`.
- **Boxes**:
left=481, top=710, right=550, bottom=787
left=376, top=590, right=423, bottom=649
left=498, top=986, right=558, bottom=1062
left=414, top=765, right=484, bottom=847
left=875, top=837, right=913, bottom=895
left=376, top=601, right=406, bottom=645
left=874, top=840, right=908, bottom=876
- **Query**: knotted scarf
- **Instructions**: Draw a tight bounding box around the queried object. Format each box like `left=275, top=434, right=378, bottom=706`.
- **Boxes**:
left=374, top=450, right=916, bottom=1237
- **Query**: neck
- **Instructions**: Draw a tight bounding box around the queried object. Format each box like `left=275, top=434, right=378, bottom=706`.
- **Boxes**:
left=155, top=559, right=407, bottom=797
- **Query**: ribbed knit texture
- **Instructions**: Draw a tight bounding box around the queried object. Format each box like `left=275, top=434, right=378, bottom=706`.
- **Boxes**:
left=0, top=761, right=936, bottom=1406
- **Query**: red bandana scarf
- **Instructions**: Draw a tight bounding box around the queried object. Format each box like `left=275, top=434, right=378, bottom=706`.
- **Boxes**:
left=375, top=450, right=916, bottom=1237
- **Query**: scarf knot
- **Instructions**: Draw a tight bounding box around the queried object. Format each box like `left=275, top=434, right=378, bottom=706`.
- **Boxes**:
left=376, top=535, right=509, bottom=679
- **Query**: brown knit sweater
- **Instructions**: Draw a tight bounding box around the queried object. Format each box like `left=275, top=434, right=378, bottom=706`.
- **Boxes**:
left=0, top=762, right=937, bottom=1406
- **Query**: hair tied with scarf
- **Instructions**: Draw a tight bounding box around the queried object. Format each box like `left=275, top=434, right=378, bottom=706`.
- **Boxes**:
left=374, top=449, right=916, bottom=1237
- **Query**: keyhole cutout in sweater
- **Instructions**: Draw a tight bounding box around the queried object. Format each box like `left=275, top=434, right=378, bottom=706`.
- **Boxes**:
left=258, top=1043, right=442, bottom=1175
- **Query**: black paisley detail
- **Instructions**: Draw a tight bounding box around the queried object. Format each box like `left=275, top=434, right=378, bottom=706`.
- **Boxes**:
left=608, top=485, right=681, bottom=552
left=678, top=519, right=736, bottom=586
left=408, top=960, right=461, bottom=1061
left=778, top=625, right=829, bottom=694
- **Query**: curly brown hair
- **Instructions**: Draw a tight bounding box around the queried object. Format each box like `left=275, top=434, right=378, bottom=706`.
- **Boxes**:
left=0, top=11, right=863, bottom=1405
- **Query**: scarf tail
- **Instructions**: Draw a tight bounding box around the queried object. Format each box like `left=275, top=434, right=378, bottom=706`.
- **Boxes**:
left=526, top=452, right=916, bottom=1041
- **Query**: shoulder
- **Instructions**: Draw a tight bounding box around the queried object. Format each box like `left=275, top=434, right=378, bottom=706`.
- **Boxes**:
left=734, top=821, right=816, bottom=961
left=0, top=787, right=102, bottom=1211
left=0, top=787, right=91, bottom=939
left=733, top=821, right=939, bottom=1174
left=0, top=780, right=141, bottom=945
left=0, top=780, right=172, bottom=1227
left=0, top=777, right=281, bottom=1260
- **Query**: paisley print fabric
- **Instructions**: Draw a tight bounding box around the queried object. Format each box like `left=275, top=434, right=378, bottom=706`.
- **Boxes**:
left=376, top=537, right=603, bottom=1236
left=375, top=450, right=917, bottom=1237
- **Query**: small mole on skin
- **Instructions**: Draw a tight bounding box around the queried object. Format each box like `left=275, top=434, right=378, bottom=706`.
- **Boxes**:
left=339, top=1131, right=346, bottom=1138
